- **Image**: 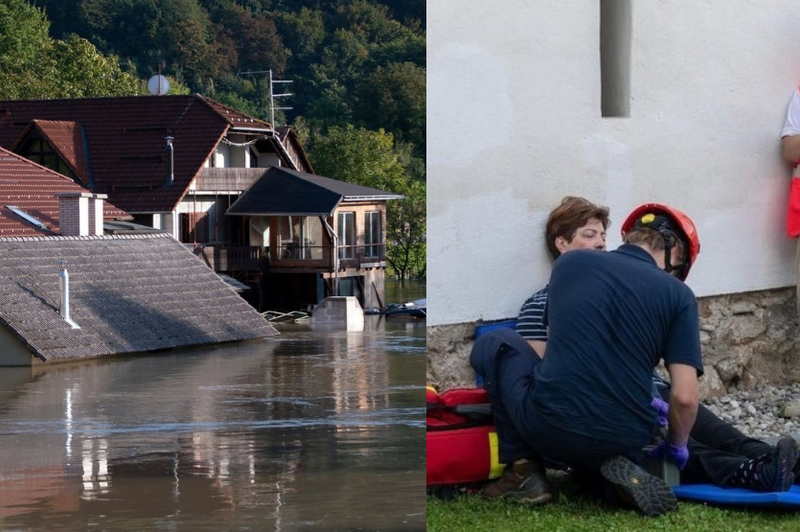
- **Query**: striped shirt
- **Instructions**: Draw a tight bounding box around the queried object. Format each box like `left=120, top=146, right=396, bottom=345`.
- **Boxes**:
left=515, top=286, right=548, bottom=341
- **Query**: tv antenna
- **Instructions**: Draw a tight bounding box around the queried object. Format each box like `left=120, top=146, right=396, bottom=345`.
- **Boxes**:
left=237, top=69, right=293, bottom=127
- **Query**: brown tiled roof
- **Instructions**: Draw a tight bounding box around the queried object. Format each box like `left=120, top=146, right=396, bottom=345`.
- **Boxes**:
left=0, top=233, right=278, bottom=362
left=0, top=147, right=129, bottom=236
left=18, top=120, right=91, bottom=186
left=0, top=94, right=277, bottom=214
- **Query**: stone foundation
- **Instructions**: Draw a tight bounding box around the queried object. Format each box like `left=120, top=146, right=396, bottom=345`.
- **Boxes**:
left=426, top=287, right=800, bottom=398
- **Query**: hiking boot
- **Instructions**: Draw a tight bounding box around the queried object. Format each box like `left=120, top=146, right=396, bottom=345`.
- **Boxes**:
left=754, top=436, right=798, bottom=492
left=481, top=459, right=553, bottom=504
left=600, top=455, right=678, bottom=517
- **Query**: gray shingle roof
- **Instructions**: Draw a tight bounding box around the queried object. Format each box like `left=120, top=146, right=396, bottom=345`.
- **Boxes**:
left=0, top=233, right=277, bottom=362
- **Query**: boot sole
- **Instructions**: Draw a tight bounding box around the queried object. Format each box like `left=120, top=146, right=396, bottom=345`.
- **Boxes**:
left=771, top=437, right=798, bottom=492
left=600, top=456, right=677, bottom=517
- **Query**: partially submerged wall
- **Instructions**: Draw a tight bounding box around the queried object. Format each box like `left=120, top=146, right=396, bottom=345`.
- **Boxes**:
left=426, top=287, right=800, bottom=398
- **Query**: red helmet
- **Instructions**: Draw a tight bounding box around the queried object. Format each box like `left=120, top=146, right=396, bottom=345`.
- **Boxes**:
left=620, top=203, right=700, bottom=281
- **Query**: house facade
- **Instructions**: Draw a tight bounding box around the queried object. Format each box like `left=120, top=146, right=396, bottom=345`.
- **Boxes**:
left=0, top=95, right=399, bottom=312
left=224, top=166, right=402, bottom=311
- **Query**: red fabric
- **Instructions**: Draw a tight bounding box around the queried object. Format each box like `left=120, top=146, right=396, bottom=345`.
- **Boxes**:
left=426, top=387, right=503, bottom=486
left=787, top=178, right=800, bottom=237
left=427, top=425, right=498, bottom=486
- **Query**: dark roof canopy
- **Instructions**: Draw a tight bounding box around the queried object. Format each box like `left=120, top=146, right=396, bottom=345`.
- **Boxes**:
left=226, top=166, right=403, bottom=216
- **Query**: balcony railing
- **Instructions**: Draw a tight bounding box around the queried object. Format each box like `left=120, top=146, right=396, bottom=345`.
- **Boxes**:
left=192, top=245, right=263, bottom=271
left=339, top=243, right=385, bottom=262
left=192, top=243, right=386, bottom=272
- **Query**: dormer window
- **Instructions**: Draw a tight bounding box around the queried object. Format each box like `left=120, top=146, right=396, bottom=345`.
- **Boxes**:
left=20, top=138, right=78, bottom=182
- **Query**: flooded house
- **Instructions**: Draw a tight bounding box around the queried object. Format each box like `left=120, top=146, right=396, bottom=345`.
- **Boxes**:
left=0, top=95, right=401, bottom=312
left=0, top=146, right=277, bottom=366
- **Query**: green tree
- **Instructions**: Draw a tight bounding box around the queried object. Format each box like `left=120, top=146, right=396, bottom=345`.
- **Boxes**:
left=0, top=0, right=140, bottom=99
left=212, top=4, right=287, bottom=75
left=309, top=124, right=406, bottom=192
left=356, top=61, right=425, bottom=157
left=386, top=178, right=426, bottom=279
left=44, top=36, right=142, bottom=98
left=309, top=125, right=426, bottom=279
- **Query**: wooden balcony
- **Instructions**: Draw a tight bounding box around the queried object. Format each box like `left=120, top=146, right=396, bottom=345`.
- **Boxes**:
left=192, top=243, right=387, bottom=273
left=192, top=245, right=263, bottom=271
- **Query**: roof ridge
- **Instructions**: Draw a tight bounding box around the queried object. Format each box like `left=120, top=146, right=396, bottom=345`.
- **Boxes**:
left=0, top=232, right=171, bottom=243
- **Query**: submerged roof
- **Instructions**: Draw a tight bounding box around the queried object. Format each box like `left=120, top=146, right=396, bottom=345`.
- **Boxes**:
left=227, top=166, right=403, bottom=216
left=0, top=146, right=129, bottom=236
left=0, top=94, right=283, bottom=213
left=0, top=234, right=278, bottom=362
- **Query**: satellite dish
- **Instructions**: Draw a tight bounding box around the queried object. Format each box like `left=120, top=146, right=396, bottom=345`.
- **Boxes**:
left=147, top=75, right=170, bottom=95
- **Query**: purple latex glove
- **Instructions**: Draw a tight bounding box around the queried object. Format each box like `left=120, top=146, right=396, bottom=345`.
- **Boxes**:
left=649, top=440, right=689, bottom=470
left=650, top=397, right=669, bottom=427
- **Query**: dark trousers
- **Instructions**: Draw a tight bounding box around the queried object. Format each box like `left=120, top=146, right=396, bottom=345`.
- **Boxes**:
left=656, top=386, right=774, bottom=485
left=469, top=328, right=645, bottom=471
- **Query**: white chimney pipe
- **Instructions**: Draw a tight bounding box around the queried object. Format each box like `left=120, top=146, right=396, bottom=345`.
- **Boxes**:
left=165, top=136, right=174, bottom=186
left=59, top=260, right=80, bottom=329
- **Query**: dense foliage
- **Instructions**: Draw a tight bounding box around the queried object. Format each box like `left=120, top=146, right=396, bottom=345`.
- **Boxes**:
left=10, top=0, right=425, bottom=279
left=28, top=0, right=425, bottom=156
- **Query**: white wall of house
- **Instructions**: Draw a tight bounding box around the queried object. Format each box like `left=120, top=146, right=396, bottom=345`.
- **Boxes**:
left=428, top=0, right=800, bottom=326
left=152, top=213, right=178, bottom=240
left=0, top=327, right=34, bottom=366
left=211, top=143, right=229, bottom=167
left=229, top=136, right=245, bottom=167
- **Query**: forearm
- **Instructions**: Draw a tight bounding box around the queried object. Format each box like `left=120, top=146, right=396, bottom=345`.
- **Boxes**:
left=665, top=362, right=700, bottom=445
left=667, top=398, right=697, bottom=446
left=781, top=135, right=800, bottom=166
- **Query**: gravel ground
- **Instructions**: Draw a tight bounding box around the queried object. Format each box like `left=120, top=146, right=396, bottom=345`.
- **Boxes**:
left=702, top=383, right=800, bottom=444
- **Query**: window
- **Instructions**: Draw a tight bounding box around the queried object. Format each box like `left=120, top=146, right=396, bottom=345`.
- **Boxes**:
left=180, top=212, right=209, bottom=243
left=20, top=138, right=80, bottom=183
left=279, top=216, right=323, bottom=260
left=337, top=212, right=356, bottom=260
left=365, top=211, right=382, bottom=259
left=600, top=0, right=632, bottom=117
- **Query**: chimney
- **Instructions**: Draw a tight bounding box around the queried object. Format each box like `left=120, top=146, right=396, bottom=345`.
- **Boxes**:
left=56, top=193, right=107, bottom=236
left=165, top=136, right=174, bottom=186
left=58, top=260, right=80, bottom=329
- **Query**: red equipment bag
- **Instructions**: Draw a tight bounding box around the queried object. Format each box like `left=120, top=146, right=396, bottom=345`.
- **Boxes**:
left=426, top=385, right=505, bottom=487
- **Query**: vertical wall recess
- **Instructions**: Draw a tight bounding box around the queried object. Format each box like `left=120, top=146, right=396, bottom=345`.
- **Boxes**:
left=600, top=0, right=632, bottom=117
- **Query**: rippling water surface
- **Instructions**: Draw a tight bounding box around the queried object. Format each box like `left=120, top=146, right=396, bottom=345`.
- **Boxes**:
left=0, top=308, right=425, bottom=531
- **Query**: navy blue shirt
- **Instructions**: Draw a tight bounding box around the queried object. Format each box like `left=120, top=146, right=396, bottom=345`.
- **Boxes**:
left=533, top=245, right=703, bottom=449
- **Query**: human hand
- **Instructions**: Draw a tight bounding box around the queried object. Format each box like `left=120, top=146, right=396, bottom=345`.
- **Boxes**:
left=649, top=440, right=689, bottom=470
left=650, top=397, right=669, bottom=427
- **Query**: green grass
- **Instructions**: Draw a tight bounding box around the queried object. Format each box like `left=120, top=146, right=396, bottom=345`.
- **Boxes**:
left=427, top=473, right=800, bottom=532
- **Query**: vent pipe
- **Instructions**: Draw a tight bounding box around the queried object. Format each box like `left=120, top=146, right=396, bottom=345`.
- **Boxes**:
left=165, top=136, right=174, bottom=186
left=59, top=260, right=80, bottom=329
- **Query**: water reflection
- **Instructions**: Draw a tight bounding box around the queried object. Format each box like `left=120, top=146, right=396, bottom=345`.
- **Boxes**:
left=0, top=313, right=425, bottom=531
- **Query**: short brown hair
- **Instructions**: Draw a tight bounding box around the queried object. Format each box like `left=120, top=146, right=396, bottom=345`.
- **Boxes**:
left=545, top=196, right=610, bottom=259
left=624, top=227, right=686, bottom=263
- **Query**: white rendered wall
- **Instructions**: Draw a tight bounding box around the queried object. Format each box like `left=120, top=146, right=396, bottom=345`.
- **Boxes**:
left=428, top=0, right=800, bottom=327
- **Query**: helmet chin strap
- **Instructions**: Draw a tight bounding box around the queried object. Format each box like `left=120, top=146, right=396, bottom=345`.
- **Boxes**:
left=660, top=230, right=688, bottom=279
left=660, top=230, right=677, bottom=275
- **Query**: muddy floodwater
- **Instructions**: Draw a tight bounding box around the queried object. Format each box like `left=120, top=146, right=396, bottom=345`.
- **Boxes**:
left=0, top=309, right=425, bottom=531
